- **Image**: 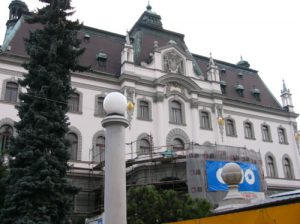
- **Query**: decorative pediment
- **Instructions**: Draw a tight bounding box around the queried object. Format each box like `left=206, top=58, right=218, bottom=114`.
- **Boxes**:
left=163, top=49, right=185, bottom=75
left=155, top=74, right=202, bottom=94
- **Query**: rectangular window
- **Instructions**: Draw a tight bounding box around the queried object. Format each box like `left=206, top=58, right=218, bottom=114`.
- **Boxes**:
left=138, top=101, right=150, bottom=120
left=226, top=119, right=236, bottom=136
left=172, top=108, right=182, bottom=124
left=262, top=125, right=271, bottom=142
left=244, top=123, right=254, bottom=139
left=200, top=112, right=210, bottom=129
left=5, top=82, right=18, bottom=103
left=170, top=101, right=183, bottom=124
left=278, top=128, right=287, bottom=144
left=97, top=97, right=106, bottom=117
left=68, top=93, right=79, bottom=112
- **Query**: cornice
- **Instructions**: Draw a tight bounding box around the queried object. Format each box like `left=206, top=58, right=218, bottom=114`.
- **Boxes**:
left=224, top=99, right=298, bottom=118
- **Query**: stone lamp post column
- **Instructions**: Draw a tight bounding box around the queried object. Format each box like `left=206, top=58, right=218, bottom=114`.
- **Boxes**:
left=102, top=92, right=129, bottom=224
left=215, top=162, right=250, bottom=212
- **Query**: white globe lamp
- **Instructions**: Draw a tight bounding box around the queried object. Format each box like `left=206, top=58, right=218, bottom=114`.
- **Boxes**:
left=103, top=92, right=127, bottom=116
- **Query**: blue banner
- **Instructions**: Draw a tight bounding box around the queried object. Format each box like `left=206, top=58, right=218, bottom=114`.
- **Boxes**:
left=206, top=161, right=260, bottom=192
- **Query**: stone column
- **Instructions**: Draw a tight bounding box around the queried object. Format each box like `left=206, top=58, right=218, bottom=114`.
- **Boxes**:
left=102, top=92, right=129, bottom=224
left=190, top=97, right=199, bottom=142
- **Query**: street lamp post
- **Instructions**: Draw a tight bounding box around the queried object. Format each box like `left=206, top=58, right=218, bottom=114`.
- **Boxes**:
left=102, top=92, right=129, bottom=224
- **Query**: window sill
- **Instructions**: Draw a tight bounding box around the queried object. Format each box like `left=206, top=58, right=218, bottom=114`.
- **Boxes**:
left=279, top=142, right=289, bottom=145
left=200, top=127, right=213, bottom=131
left=68, top=111, right=83, bottom=115
left=94, top=113, right=106, bottom=118
left=262, top=140, right=273, bottom=143
left=169, top=121, right=186, bottom=126
left=245, top=137, right=256, bottom=140
left=137, top=117, right=153, bottom=122
left=0, top=100, right=18, bottom=105
left=226, top=134, right=238, bottom=138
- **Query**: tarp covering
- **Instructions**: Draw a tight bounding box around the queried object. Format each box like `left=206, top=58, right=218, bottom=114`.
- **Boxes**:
left=206, top=161, right=260, bottom=192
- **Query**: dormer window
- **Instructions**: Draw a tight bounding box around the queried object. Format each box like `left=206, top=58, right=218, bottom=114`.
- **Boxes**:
left=96, top=52, right=108, bottom=67
left=84, top=33, right=90, bottom=41
left=252, top=88, right=261, bottom=101
left=221, top=68, right=226, bottom=74
left=220, top=80, right=227, bottom=94
left=235, top=84, right=244, bottom=97
left=237, top=72, right=243, bottom=79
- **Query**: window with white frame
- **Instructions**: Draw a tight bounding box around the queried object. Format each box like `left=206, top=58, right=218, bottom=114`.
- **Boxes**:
left=95, top=136, right=105, bottom=162
left=96, top=97, right=106, bottom=117
left=225, top=118, right=236, bottom=137
left=67, top=133, right=78, bottom=160
left=0, top=125, right=13, bottom=155
left=244, top=121, right=255, bottom=139
left=172, top=138, right=184, bottom=151
left=170, top=100, right=183, bottom=124
left=139, top=138, right=151, bottom=155
left=138, top=100, right=150, bottom=120
left=278, top=127, right=288, bottom=144
left=262, top=124, right=271, bottom=142
left=200, top=111, right=211, bottom=130
left=68, top=93, right=80, bottom=112
left=4, top=82, right=18, bottom=103
left=266, top=155, right=277, bottom=178
left=283, top=157, right=293, bottom=179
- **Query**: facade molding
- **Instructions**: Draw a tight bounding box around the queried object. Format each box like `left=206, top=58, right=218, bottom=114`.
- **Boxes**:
left=224, top=109, right=291, bottom=125
left=224, top=100, right=298, bottom=118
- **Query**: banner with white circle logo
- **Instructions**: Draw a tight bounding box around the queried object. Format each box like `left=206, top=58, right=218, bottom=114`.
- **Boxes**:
left=206, top=161, right=260, bottom=192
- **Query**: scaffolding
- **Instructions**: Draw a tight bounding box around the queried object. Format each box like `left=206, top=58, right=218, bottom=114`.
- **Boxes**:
left=73, top=136, right=265, bottom=217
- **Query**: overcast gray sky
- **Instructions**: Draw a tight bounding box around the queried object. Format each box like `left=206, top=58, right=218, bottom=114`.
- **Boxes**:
left=1, top=0, right=299, bottom=125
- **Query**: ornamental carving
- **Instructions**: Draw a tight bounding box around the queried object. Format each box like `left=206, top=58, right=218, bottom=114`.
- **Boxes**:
left=166, top=82, right=184, bottom=94
left=163, top=50, right=184, bottom=75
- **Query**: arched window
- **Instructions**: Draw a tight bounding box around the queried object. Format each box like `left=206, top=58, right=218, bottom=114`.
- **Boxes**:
left=5, top=82, right=18, bottom=103
left=225, top=118, right=236, bottom=137
left=244, top=121, right=255, bottom=139
left=262, top=124, right=272, bottom=142
left=139, top=138, right=151, bottom=155
left=68, top=93, right=80, bottom=112
left=0, top=125, right=13, bottom=155
left=67, top=133, right=78, bottom=160
left=95, top=136, right=105, bottom=162
left=283, top=157, right=293, bottom=179
left=200, top=111, right=211, bottom=130
left=170, top=100, right=183, bottom=124
left=266, top=155, right=277, bottom=178
left=172, top=138, right=184, bottom=151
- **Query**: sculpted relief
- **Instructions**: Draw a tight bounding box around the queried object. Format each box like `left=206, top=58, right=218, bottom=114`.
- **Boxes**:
left=163, top=50, right=185, bottom=75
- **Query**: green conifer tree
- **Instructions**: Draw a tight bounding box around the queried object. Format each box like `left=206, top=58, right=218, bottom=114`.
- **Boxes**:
left=127, top=186, right=211, bottom=224
left=1, top=0, right=86, bottom=223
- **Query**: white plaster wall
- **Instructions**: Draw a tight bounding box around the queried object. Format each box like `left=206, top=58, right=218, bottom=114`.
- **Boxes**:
left=223, top=105, right=300, bottom=179
left=1, top=57, right=299, bottom=191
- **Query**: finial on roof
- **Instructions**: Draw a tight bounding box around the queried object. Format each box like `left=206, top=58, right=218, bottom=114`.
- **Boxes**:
left=237, top=55, right=250, bottom=68
left=281, top=79, right=289, bottom=93
left=209, top=52, right=215, bottom=66
left=146, top=1, right=152, bottom=11
left=126, top=30, right=130, bottom=45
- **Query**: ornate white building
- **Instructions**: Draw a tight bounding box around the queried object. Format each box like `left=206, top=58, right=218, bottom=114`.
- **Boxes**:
left=0, top=0, right=299, bottom=218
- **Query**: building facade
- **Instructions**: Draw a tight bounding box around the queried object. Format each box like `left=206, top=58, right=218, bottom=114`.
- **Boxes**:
left=1, top=1, right=300, bottom=218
